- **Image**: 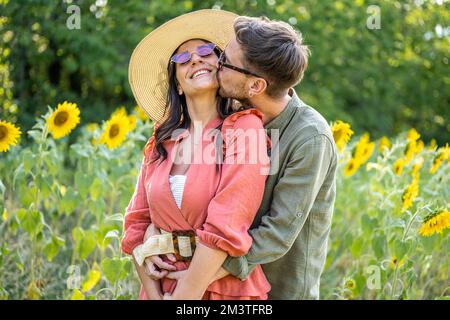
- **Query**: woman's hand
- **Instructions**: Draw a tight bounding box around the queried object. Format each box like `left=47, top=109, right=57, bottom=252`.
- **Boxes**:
left=166, top=243, right=227, bottom=300
left=132, top=257, right=164, bottom=300
left=143, top=223, right=177, bottom=280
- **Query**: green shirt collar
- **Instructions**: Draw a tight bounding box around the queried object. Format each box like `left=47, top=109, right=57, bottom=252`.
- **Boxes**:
left=264, top=89, right=303, bottom=130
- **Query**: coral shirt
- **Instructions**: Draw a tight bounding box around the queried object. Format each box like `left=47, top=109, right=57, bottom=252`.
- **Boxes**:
left=121, top=109, right=271, bottom=298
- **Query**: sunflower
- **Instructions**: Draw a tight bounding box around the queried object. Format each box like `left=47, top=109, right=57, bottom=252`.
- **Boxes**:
left=407, top=128, right=420, bottom=142
left=412, top=157, right=424, bottom=177
left=428, top=138, right=437, bottom=150
left=353, top=133, right=374, bottom=164
left=81, top=264, right=101, bottom=292
left=47, top=101, right=80, bottom=139
left=71, top=288, right=85, bottom=300
left=0, top=120, right=21, bottom=152
left=415, top=140, right=424, bottom=154
left=134, top=105, right=148, bottom=122
left=26, top=280, right=41, bottom=300
left=344, top=158, right=360, bottom=177
left=378, top=136, right=391, bottom=152
left=403, top=140, right=416, bottom=164
left=99, top=113, right=130, bottom=149
left=112, top=106, right=137, bottom=132
left=402, top=176, right=419, bottom=211
left=86, top=123, right=99, bottom=133
left=419, top=210, right=450, bottom=237
left=390, top=256, right=405, bottom=269
left=331, top=120, right=354, bottom=152
left=127, top=114, right=137, bottom=132
left=430, top=144, right=450, bottom=174
left=393, top=158, right=404, bottom=176
left=344, top=278, right=356, bottom=290
left=359, top=141, right=375, bottom=164
left=111, top=106, right=127, bottom=118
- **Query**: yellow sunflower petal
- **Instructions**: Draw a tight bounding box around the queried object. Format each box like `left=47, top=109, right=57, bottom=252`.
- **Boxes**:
left=47, top=101, right=80, bottom=139
left=0, top=120, right=21, bottom=152
left=99, top=113, right=130, bottom=149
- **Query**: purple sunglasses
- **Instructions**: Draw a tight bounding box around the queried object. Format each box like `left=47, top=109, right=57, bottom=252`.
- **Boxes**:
left=170, top=43, right=218, bottom=64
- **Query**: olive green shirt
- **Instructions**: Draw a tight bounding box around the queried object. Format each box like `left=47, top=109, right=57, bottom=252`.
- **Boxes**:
left=222, top=91, right=338, bottom=300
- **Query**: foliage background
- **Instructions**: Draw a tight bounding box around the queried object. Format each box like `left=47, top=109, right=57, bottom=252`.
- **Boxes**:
left=1, top=0, right=449, bottom=143
left=0, top=0, right=449, bottom=300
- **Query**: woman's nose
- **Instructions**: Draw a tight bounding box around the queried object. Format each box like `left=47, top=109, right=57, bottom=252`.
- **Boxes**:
left=189, top=52, right=203, bottom=64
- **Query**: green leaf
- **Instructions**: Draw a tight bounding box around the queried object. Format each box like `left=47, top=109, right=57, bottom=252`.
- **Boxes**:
left=88, top=198, right=106, bottom=218
left=350, top=237, right=363, bottom=258
left=70, top=144, right=90, bottom=158
left=75, top=172, right=93, bottom=198
left=16, top=209, right=43, bottom=238
left=391, top=239, right=409, bottom=259
left=43, top=235, right=65, bottom=262
left=21, top=149, right=36, bottom=172
left=361, top=214, right=377, bottom=234
left=72, top=227, right=97, bottom=260
left=58, top=188, right=79, bottom=215
left=372, top=234, right=387, bottom=259
left=101, top=257, right=129, bottom=284
left=96, top=226, right=119, bottom=250
left=35, top=175, right=53, bottom=199
left=19, top=184, right=38, bottom=208
left=89, top=178, right=103, bottom=201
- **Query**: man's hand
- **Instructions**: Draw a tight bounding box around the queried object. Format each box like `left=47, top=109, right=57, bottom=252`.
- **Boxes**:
left=143, top=223, right=177, bottom=280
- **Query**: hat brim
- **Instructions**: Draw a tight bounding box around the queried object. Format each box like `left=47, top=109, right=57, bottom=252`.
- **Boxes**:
left=128, top=9, right=238, bottom=123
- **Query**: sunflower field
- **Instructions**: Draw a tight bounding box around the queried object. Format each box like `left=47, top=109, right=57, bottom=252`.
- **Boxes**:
left=0, top=102, right=448, bottom=300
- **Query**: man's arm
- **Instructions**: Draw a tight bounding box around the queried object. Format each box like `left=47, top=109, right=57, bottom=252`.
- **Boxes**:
left=222, top=134, right=336, bottom=280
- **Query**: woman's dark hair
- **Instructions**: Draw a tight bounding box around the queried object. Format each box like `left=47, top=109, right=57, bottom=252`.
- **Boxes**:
left=151, top=40, right=233, bottom=163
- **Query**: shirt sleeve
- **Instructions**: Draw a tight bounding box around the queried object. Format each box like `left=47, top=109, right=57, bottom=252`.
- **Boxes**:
left=196, top=109, right=270, bottom=257
left=222, top=134, right=336, bottom=279
left=121, top=134, right=156, bottom=255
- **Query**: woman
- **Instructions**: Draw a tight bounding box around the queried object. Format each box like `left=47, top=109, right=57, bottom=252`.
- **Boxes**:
left=121, top=10, right=271, bottom=300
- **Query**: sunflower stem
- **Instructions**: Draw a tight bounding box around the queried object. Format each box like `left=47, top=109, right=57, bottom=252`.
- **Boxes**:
left=402, top=205, right=431, bottom=242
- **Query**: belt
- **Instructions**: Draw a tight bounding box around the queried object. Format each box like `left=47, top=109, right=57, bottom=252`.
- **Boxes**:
left=133, top=229, right=199, bottom=266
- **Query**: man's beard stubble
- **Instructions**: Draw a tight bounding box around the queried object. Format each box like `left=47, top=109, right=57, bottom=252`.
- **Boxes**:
left=218, top=81, right=251, bottom=107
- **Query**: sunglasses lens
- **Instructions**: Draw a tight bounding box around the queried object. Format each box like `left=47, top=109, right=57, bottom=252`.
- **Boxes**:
left=171, top=44, right=216, bottom=64
left=171, top=51, right=190, bottom=64
left=197, top=43, right=215, bottom=56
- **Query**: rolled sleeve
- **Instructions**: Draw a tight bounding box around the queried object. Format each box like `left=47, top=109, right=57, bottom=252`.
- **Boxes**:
left=223, top=134, right=336, bottom=279
left=121, top=156, right=152, bottom=255
left=196, top=112, right=270, bottom=257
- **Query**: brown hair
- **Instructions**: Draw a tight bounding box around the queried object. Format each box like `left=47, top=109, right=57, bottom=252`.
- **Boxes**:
left=234, top=16, right=310, bottom=98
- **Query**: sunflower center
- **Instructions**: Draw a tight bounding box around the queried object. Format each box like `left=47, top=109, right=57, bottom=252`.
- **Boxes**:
left=54, top=111, right=69, bottom=126
left=109, top=124, right=120, bottom=138
left=0, top=125, right=6, bottom=140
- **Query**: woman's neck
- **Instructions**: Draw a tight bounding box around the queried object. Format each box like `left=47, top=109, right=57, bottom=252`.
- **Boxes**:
left=185, top=92, right=219, bottom=131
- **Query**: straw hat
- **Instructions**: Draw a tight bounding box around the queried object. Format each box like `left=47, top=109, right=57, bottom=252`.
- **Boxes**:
left=128, top=9, right=238, bottom=123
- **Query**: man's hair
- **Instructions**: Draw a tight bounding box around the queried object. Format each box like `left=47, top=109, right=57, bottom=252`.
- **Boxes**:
left=234, top=16, right=310, bottom=98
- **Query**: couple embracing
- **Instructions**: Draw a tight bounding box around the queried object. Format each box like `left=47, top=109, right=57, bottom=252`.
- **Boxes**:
left=121, top=9, right=337, bottom=300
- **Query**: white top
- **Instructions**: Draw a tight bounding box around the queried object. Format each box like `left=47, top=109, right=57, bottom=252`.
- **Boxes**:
left=169, top=175, right=187, bottom=209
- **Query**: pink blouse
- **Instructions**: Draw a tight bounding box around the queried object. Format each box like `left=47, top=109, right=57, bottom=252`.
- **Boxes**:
left=121, top=108, right=271, bottom=298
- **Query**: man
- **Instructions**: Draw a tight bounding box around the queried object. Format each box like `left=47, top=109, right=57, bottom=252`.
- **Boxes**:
left=143, top=16, right=337, bottom=300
